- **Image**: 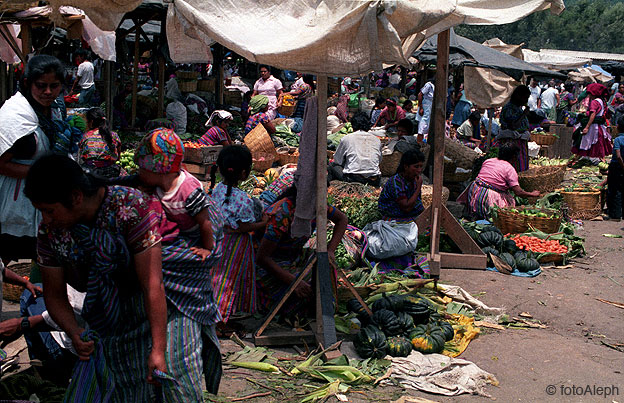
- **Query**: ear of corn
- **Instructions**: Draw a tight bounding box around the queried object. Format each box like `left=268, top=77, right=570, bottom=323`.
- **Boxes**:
left=229, top=361, right=279, bottom=373
left=300, top=380, right=349, bottom=403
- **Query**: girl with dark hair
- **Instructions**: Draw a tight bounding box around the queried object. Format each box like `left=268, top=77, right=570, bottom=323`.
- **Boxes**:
left=370, top=97, right=386, bottom=127
left=23, top=154, right=173, bottom=400
left=377, top=149, right=426, bottom=222
left=459, top=143, right=539, bottom=219
left=0, top=55, right=64, bottom=264
left=498, top=84, right=532, bottom=172
left=78, top=107, right=123, bottom=178
left=134, top=128, right=225, bottom=400
left=209, top=145, right=268, bottom=324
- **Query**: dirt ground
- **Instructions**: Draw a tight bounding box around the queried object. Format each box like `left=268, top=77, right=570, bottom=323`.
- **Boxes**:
left=214, top=219, right=624, bottom=403
left=2, top=219, right=622, bottom=402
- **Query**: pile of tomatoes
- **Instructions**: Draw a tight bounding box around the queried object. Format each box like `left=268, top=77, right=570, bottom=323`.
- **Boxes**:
left=508, top=235, right=568, bottom=254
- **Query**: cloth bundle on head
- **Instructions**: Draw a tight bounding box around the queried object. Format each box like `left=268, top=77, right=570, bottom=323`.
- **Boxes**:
left=586, top=83, right=608, bottom=98
left=206, top=110, right=233, bottom=127
left=249, top=95, right=269, bottom=114
left=135, top=128, right=184, bottom=173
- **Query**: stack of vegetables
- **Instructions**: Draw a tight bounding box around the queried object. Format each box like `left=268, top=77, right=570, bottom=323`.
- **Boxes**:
left=327, top=182, right=381, bottom=230
left=239, top=168, right=279, bottom=196
left=116, top=150, right=138, bottom=173
left=349, top=293, right=455, bottom=358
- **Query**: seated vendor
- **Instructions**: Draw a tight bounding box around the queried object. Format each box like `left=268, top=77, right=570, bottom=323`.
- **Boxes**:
left=256, top=186, right=348, bottom=313
left=373, top=97, right=406, bottom=132
left=378, top=149, right=426, bottom=222
left=328, top=112, right=382, bottom=186
left=244, top=95, right=276, bottom=136
left=528, top=109, right=553, bottom=132
left=455, top=111, right=482, bottom=148
left=459, top=143, right=540, bottom=219
left=388, top=119, right=421, bottom=154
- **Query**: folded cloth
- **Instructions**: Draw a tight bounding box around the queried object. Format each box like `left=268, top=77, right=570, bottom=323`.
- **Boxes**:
left=292, top=96, right=318, bottom=238
left=383, top=351, right=498, bottom=397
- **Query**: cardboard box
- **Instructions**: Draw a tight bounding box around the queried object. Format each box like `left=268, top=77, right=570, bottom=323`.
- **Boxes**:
left=184, top=145, right=222, bottom=165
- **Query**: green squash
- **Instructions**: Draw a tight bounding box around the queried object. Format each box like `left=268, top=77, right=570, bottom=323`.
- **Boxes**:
left=481, top=246, right=500, bottom=266
left=438, top=321, right=455, bottom=342
left=354, top=326, right=387, bottom=359
left=514, top=250, right=529, bottom=261
left=503, top=239, right=519, bottom=254
left=499, top=252, right=517, bottom=271
left=396, top=311, right=414, bottom=333
left=372, top=309, right=403, bottom=336
left=408, top=324, right=446, bottom=354
left=386, top=336, right=413, bottom=357
left=401, top=297, right=431, bottom=325
left=465, top=227, right=480, bottom=242
left=516, top=257, right=540, bottom=273
left=481, top=225, right=502, bottom=236
left=371, top=293, right=404, bottom=312
left=346, top=298, right=371, bottom=325
left=478, top=231, right=503, bottom=249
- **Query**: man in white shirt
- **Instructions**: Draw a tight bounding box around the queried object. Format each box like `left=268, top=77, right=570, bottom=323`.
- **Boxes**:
left=70, top=49, right=95, bottom=106
left=329, top=112, right=382, bottom=186
left=540, top=80, right=560, bottom=121
left=528, top=78, right=541, bottom=111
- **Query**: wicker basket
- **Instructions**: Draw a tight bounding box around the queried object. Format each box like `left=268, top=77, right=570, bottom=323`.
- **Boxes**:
left=494, top=206, right=561, bottom=235
left=2, top=263, right=31, bottom=302
left=444, top=137, right=480, bottom=169
left=559, top=190, right=601, bottom=214
left=380, top=151, right=403, bottom=177
left=197, top=79, right=215, bottom=92
left=518, top=166, right=565, bottom=193
left=278, top=95, right=297, bottom=117
left=276, top=148, right=300, bottom=165
left=244, top=123, right=277, bottom=159
left=530, top=132, right=557, bottom=146
left=178, top=80, right=198, bottom=92
left=176, top=71, right=199, bottom=80
left=421, top=185, right=450, bottom=209
left=252, top=152, right=275, bottom=172
left=567, top=207, right=602, bottom=220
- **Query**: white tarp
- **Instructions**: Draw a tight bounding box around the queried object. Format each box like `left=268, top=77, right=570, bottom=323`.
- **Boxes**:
left=0, top=24, right=22, bottom=64
left=464, top=66, right=520, bottom=108
left=568, top=67, right=613, bottom=84
left=482, top=38, right=524, bottom=59
left=166, top=0, right=564, bottom=75
left=521, top=49, right=589, bottom=71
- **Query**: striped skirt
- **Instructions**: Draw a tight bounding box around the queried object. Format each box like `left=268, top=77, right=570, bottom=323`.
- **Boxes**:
left=211, top=232, right=256, bottom=323
left=164, top=307, right=222, bottom=402
left=466, top=178, right=515, bottom=219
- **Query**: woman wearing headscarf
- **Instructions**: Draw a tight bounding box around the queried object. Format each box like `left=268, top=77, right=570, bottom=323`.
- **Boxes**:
left=497, top=85, right=532, bottom=172
left=333, top=95, right=350, bottom=124
left=199, top=110, right=234, bottom=146
left=252, top=65, right=283, bottom=120
left=571, top=83, right=612, bottom=161
left=373, top=98, right=406, bottom=132
left=244, top=95, right=276, bottom=135
left=0, top=55, right=64, bottom=265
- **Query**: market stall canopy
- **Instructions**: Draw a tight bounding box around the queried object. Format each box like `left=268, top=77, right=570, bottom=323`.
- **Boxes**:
left=35, top=0, right=563, bottom=75
left=414, top=29, right=565, bottom=80
left=464, top=66, right=520, bottom=108
left=568, top=66, right=613, bottom=84
left=482, top=38, right=523, bottom=59
left=521, top=49, right=590, bottom=71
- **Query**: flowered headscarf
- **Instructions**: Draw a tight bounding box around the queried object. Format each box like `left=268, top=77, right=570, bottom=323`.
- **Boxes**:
left=135, top=128, right=184, bottom=173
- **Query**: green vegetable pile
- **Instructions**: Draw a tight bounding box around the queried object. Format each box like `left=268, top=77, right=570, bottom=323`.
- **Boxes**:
left=274, top=124, right=300, bottom=146
left=117, top=150, right=138, bottom=173
left=530, top=156, right=569, bottom=167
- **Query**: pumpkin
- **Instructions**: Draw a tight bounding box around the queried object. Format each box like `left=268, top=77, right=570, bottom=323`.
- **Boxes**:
left=386, top=295, right=405, bottom=312
left=481, top=246, right=500, bottom=266
left=481, top=225, right=502, bottom=236
left=438, top=321, right=455, bottom=342
left=386, top=336, right=413, bottom=357
left=503, top=239, right=519, bottom=254
left=514, top=250, right=529, bottom=261
left=499, top=252, right=517, bottom=271
left=346, top=298, right=371, bottom=325
left=516, top=257, right=540, bottom=273
left=371, top=293, right=394, bottom=312
left=372, top=309, right=403, bottom=336
left=354, top=326, right=387, bottom=359
left=465, top=227, right=480, bottom=242
left=396, top=311, right=414, bottom=333
left=401, top=297, right=431, bottom=325
left=478, top=231, right=503, bottom=249
left=408, top=324, right=446, bottom=354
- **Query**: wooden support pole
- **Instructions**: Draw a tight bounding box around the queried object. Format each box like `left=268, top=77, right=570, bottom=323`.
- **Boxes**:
left=315, top=75, right=336, bottom=346
left=20, top=22, right=31, bottom=60
left=104, top=61, right=112, bottom=124
left=157, top=16, right=166, bottom=118
left=131, top=19, right=140, bottom=128
left=213, top=44, right=224, bottom=105
left=0, top=61, right=6, bottom=106
left=486, top=108, right=493, bottom=150
left=429, top=29, right=450, bottom=279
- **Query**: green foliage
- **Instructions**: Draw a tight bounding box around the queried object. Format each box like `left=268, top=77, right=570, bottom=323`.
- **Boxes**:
left=456, top=0, right=624, bottom=54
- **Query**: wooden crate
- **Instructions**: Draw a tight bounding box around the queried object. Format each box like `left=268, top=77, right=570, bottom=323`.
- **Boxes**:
left=184, top=145, right=222, bottom=165
left=184, top=162, right=211, bottom=181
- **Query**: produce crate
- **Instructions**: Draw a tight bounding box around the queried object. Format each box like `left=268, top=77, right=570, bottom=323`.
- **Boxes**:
left=184, top=162, right=211, bottom=181
left=184, top=145, right=223, bottom=165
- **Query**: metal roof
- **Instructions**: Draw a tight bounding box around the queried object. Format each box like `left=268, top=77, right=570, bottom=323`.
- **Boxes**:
left=540, top=49, right=624, bottom=63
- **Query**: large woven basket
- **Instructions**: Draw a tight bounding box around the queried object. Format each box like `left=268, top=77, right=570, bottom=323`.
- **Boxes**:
left=276, top=147, right=300, bottom=165
left=278, top=95, right=297, bottom=117
left=494, top=206, right=561, bottom=235
left=252, top=152, right=275, bottom=172
left=380, top=151, right=402, bottom=177
left=176, top=71, right=199, bottom=80
left=518, top=166, right=565, bottom=193
left=444, top=137, right=480, bottom=170
left=560, top=189, right=601, bottom=214
left=530, top=132, right=557, bottom=146
left=421, top=185, right=450, bottom=209
left=244, top=123, right=277, bottom=159
left=2, top=263, right=30, bottom=302
left=197, top=79, right=215, bottom=92
left=178, top=80, right=197, bottom=92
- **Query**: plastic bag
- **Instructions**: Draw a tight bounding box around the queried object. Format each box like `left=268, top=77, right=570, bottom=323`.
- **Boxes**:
left=363, top=220, right=419, bottom=259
